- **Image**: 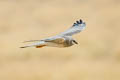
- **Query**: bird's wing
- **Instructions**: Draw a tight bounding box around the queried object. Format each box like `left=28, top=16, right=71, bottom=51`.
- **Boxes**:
left=44, top=37, right=65, bottom=44
left=23, top=19, right=86, bottom=43
left=58, top=19, right=86, bottom=36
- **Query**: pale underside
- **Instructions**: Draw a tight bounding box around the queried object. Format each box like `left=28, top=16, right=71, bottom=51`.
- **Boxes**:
left=36, top=38, right=67, bottom=48
left=20, top=19, right=86, bottom=48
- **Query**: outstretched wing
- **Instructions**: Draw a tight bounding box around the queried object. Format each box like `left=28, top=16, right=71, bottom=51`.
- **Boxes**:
left=22, top=19, right=86, bottom=44
left=59, top=19, right=86, bottom=36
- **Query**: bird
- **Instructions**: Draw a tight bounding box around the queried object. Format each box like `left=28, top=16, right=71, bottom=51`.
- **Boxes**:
left=20, top=19, right=86, bottom=48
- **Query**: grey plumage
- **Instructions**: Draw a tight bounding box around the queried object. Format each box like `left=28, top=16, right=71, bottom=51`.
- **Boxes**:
left=20, top=19, right=86, bottom=48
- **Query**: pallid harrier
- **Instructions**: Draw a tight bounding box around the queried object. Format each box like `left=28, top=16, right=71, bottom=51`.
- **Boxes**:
left=20, top=19, right=86, bottom=48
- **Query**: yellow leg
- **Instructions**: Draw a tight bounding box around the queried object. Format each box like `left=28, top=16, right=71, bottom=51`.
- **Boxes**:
left=36, top=45, right=46, bottom=48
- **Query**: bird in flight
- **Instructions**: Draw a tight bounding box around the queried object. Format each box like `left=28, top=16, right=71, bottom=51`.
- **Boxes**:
left=20, top=19, right=86, bottom=48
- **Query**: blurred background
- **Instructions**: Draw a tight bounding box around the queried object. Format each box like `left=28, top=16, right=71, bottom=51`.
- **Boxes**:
left=0, top=0, right=120, bottom=80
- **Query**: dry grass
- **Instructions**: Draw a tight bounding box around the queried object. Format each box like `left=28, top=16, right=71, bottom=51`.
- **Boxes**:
left=0, top=0, right=120, bottom=80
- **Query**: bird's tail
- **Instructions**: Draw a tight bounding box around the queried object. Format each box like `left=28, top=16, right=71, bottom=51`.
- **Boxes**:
left=20, top=41, right=46, bottom=48
left=23, top=40, right=41, bottom=43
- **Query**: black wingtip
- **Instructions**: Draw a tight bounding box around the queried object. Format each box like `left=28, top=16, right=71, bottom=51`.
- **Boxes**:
left=76, top=19, right=83, bottom=24
left=79, top=19, right=82, bottom=24
left=76, top=21, right=79, bottom=24
left=73, top=19, right=83, bottom=26
left=73, top=23, right=76, bottom=26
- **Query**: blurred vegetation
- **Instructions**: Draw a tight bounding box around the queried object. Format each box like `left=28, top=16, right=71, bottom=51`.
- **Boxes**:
left=0, top=0, right=120, bottom=80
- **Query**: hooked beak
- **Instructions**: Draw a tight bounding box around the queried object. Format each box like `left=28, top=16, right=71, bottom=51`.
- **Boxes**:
left=73, top=40, right=78, bottom=44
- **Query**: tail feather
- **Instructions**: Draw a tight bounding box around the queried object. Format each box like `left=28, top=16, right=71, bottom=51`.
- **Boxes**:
left=20, top=46, right=31, bottom=48
left=23, top=40, right=41, bottom=43
left=20, top=41, right=45, bottom=48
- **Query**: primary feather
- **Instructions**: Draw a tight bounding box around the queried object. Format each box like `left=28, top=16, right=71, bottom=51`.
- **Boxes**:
left=20, top=19, right=86, bottom=48
left=59, top=19, right=86, bottom=36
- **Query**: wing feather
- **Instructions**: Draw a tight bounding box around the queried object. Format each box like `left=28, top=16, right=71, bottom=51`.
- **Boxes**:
left=44, top=38, right=65, bottom=44
left=21, top=19, right=86, bottom=47
left=59, top=19, right=86, bottom=36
